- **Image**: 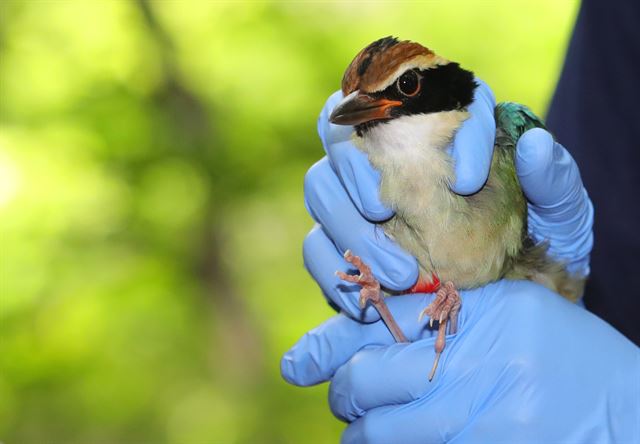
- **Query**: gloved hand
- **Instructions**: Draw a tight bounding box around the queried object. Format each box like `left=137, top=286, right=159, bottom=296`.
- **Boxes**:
left=304, top=80, right=593, bottom=321
left=281, top=282, right=640, bottom=443
left=516, top=128, right=593, bottom=275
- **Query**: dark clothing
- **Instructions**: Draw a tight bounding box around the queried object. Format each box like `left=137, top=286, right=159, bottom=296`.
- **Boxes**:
left=546, top=0, right=640, bottom=345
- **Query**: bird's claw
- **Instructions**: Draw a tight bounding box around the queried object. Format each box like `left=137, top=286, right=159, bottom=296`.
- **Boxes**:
left=337, top=250, right=408, bottom=343
left=419, top=281, right=461, bottom=334
left=418, top=281, right=462, bottom=381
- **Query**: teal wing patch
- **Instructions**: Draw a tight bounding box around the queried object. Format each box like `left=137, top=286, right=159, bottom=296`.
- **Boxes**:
left=494, top=102, right=546, bottom=143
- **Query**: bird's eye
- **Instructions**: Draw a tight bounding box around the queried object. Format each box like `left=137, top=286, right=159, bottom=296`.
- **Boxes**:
left=396, top=70, right=420, bottom=97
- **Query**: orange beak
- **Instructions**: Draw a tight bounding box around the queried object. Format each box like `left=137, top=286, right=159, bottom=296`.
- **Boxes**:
left=329, top=91, right=402, bottom=126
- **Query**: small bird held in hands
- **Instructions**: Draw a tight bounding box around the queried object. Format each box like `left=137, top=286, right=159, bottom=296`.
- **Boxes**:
left=331, top=37, right=585, bottom=380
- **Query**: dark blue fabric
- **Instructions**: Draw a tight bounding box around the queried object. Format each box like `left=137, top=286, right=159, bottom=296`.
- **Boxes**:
left=546, top=0, right=640, bottom=345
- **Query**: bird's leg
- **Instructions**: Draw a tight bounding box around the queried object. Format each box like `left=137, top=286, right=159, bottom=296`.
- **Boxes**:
left=418, top=281, right=461, bottom=381
left=336, top=250, right=408, bottom=343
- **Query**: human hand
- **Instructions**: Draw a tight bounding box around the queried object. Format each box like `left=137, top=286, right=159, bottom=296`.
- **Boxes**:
left=282, top=281, right=640, bottom=443
left=304, top=79, right=496, bottom=321
left=516, top=128, right=593, bottom=276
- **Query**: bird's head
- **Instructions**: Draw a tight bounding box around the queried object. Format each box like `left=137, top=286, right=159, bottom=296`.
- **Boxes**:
left=330, top=37, right=477, bottom=136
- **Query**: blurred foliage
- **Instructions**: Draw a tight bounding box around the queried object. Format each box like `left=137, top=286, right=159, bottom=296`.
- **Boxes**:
left=0, top=0, right=578, bottom=442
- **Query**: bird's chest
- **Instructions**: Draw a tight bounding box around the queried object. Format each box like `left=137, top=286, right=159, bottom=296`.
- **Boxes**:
left=380, top=181, right=485, bottom=283
left=357, top=123, right=522, bottom=289
left=379, top=185, right=516, bottom=288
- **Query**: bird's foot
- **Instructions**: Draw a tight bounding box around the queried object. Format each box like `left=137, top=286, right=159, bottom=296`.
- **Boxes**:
left=418, top=281, right=461, bottom=381
left=335, top=250, right=381, bottom=308
left=336, top=250, right=408, bottom=343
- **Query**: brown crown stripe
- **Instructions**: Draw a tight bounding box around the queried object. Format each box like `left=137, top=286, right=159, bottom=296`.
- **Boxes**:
left=342, top=37, right=435, bottom=95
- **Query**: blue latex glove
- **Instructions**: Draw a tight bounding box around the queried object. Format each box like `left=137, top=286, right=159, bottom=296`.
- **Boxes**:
left=516, top=128, right=593, bottom=276
left=282, top=283, right=640, bottom=443
left=304, top=81, right=593, bottom=321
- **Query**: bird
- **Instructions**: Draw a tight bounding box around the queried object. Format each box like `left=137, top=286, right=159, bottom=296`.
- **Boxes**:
left=330, top=37, right=585, bottom=380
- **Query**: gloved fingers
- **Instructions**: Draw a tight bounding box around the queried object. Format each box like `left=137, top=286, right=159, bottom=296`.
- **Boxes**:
left=317, top=91, right=394, bottom=221
left=516, top=128, right=584, bottom=209
left=515, top=128, right=594, bottom=275
left=304, top=157, right=418, bottom=291
left=448, top=78, right=496, bottom=195
left=341, top=403, right=448, bottom=444
left=303, top=224, right=380, bottom=322
left=331, top=143, right=395, bottom=221
left=281, top=294, right=432, bottom=387
left=329, top=340, right=438, bottom=422
left=317, top=90, right=354, bottom=146
left=327, top=283, right=534, bottom=422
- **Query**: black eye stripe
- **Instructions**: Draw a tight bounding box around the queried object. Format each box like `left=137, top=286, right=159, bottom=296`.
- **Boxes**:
left=355, top=63, right=477, bottom=135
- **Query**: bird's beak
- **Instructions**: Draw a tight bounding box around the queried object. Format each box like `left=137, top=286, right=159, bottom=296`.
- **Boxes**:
left=329, top=90, right=402, bottom=126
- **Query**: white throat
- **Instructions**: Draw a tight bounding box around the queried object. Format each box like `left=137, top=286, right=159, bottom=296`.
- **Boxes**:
left=354, top=111, right=469, bottom=216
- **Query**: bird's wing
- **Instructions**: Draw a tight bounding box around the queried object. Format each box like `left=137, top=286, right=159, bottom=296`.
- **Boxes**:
left=494, top=102, right=546, bottom=143
left=495, top=102, right=586, bottom=302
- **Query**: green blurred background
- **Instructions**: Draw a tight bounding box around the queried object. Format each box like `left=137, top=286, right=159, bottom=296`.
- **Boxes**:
left=0, top=1, right=579, bottom=442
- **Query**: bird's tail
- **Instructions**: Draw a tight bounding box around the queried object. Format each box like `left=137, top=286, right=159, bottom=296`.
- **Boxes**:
left=506, top=239, right=585, bottom=302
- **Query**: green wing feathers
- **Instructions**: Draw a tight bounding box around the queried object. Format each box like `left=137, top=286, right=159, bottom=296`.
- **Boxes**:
left=494, top=102, right=546, bottom=142
left=494, top=102, right=585, bottom=302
